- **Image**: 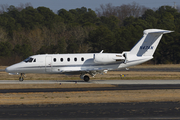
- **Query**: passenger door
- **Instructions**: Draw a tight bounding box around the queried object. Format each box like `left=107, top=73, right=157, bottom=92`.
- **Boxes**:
left=45, top=56, right=52, bottom=72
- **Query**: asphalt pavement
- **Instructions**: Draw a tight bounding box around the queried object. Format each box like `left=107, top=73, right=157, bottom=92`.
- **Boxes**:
left=1, top=79, right=180, bottom=85
left=1, top=102, right=180, bottom=119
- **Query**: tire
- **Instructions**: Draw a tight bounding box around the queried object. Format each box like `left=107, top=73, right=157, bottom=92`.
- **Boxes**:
left=84, top=75, right=90, bottom=82
left=19, top=77, right=23, bottom=81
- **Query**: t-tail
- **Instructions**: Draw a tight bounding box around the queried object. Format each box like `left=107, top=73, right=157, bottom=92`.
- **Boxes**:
left=121, top=29, right=173, bottom=67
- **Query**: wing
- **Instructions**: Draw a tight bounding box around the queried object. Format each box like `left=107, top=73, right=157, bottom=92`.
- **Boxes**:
left=59, top=68, right=108, bottom=76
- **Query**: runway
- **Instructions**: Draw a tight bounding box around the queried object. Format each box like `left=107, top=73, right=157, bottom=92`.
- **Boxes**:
left=1, top=79, right=180, bottom=85
left=1, top=80, right=180, bottom=93
left=0, top=84, right=180, bottom=93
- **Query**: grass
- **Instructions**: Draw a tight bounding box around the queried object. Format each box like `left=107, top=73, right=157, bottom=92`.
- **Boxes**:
left=0, top=89, right=180, bottom=105
left=20, top=97, right=24, bottom=99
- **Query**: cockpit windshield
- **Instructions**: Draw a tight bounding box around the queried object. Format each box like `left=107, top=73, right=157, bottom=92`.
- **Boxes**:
left=24, top=57, right=35, bottom=63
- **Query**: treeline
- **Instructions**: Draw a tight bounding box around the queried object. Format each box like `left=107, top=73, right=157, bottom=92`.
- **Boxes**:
left=0, top=2, right=179, bottom=65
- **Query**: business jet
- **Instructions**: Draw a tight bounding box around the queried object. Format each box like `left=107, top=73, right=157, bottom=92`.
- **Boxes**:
left=5, top=29, right=173, bottom=82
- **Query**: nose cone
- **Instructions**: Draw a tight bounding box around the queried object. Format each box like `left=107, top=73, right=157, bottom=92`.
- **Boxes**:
left=5, top=63, right=20, bottom=73
left=5, top=66, right=13, bottom=73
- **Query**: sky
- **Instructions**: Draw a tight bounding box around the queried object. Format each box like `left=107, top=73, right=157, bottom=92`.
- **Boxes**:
left=1, top=0, right=180, bottom=13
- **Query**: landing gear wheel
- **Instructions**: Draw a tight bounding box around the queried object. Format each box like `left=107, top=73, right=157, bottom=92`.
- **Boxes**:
left=19, top=73, right=24, bottom=81
left=84, top=75, right=90, bottom=82
left=19, top=77, right=23, bottom=81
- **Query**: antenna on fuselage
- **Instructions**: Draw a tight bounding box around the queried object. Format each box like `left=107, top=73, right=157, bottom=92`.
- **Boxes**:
left=100, top=50, right=104, bottom=53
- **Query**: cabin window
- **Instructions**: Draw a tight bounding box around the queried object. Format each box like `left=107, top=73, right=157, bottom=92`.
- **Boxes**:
left=33, top=59, right=36, bottom=62
left=53, top=58, right=56, bottom=62
left=81, top=57, right=84, bottom=61
left=67, top=58, right=70, bottom=62
left=60, top=58, right=63, bottom=62
left=74, top=57, right=77, bottom=61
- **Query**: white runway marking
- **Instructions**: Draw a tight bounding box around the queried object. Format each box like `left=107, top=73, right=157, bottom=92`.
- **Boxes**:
left=0, top=80, right=180, bottom=85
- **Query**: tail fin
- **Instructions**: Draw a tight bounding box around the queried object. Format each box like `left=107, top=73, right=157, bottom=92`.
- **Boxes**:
left=129, top=29, right=173, bottom=56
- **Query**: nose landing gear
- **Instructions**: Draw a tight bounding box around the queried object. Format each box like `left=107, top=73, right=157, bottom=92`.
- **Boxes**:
left=19, top=73, right=25, bottom=81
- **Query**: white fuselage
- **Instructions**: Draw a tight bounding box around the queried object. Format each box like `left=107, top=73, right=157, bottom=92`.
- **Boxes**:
left=5, top=53, right=152, bottom=75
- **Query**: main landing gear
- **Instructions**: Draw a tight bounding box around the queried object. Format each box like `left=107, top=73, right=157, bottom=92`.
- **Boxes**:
left=80, top=74, right=90, bottom=82
left=19, top=73, right=25, bottom=82
left=83, top=75, right=90, bottom=82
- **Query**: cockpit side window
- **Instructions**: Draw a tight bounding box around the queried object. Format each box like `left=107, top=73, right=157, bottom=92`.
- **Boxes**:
left=29, top=58, right=33, bottom=62
left=24, top=57, right=34, bottom=63
left=24, top=57, right=30, bottom=62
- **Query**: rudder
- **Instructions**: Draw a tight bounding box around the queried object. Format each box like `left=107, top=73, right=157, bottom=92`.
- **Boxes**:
left=129, top=29, right=173, bottom=56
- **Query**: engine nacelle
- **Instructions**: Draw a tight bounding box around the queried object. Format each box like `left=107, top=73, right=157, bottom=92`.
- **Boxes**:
left=94, top=53, right=124, bottom=64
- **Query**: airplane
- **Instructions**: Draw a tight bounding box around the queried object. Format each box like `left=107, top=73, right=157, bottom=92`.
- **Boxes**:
left=5, top=29, right=173, bottom=82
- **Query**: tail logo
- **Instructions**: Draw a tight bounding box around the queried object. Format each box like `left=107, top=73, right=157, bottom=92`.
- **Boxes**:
left=140, top=46, right=154, bottom=50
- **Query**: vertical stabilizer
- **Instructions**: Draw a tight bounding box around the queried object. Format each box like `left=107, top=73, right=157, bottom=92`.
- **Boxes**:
left=129, top=29, right=173, bottom=56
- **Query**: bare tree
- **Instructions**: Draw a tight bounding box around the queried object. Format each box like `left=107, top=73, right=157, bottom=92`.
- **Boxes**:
left=96, top=2, right=148, bottom=21
left=177, top=5, right=180, bottom=12
left=0, top=28, right=8, bottom=42
left=0, top=4, right=9, bottom=14
left=96, top=3, right=117, bottom=17
left=116, top=4, right=131, bottom=20
left=16, top=2, right=32, bottom=11
left=129, top=2, right=146, bottom=17
left=0, top=2, right=32, bottom=13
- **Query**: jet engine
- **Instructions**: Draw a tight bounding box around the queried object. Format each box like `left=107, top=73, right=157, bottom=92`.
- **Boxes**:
left=94, top=53, right=124, bottom=64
